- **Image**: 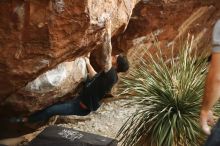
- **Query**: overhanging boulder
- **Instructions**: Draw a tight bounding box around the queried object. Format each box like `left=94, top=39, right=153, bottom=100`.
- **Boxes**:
left=0, top=0, right=138, bottom=102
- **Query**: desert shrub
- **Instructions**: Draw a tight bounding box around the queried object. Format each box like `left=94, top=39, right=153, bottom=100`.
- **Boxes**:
left=117, top=39, right=210, bottom=146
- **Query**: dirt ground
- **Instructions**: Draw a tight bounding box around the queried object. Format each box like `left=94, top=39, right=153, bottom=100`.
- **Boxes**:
left=0, top=98, right=137, bottom=146
left=56, top=99, right=137, bottom=140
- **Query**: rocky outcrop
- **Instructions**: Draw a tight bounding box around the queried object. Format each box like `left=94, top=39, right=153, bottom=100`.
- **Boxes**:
left=114, top=0, right=220, bottom=56
left=0, top=0, right=138, bottom=118
left=1, top=0, right=220, bottom=140
left=0, top=0, right=138, bottom=103
left=0, top=0, right=138, bottom=139
left=2, top=58, right=87, bottom=116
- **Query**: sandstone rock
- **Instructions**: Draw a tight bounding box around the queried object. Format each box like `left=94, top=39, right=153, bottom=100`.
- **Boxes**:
left=24, top=58, right=87, bottom=94
left=114, top=0, right=220, bottom=56
left=0, top=0, right=138, bottom=139
left=2, top=57, right=87, bottom=115
left=0, top=0, right=138, bottom=103
left=2, top=0, right=220, bottom=140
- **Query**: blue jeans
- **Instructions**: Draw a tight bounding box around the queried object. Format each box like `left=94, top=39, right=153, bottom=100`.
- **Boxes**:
left=204, top=119, right=220, bottom=146
left=28, top=98, right=90, bottom=123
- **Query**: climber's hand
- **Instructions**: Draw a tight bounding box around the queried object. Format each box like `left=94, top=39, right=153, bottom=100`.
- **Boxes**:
left=84, top=57, right=90, bottom=65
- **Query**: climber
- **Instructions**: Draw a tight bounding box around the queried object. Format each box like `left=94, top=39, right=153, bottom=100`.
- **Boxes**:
left=10, top=19, right=129, bottom=123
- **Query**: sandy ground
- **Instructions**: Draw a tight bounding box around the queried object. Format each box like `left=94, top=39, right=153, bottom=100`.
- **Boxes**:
left=56, top=98, right=137, bottom=140
left=0, top=98, right=137, bottom=146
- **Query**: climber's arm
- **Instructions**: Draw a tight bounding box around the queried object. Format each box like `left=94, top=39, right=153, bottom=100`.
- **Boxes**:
left=85, top=57, right=97, bottom=79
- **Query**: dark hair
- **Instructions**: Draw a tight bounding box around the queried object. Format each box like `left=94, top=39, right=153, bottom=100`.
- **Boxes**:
left=116, top=54, right=129, bottom=72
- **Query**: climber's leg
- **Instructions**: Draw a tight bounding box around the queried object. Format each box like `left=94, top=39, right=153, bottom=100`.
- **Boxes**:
left=28, top=99, right=90, bottom=123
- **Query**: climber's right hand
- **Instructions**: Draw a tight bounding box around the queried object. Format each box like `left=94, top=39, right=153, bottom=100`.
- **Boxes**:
left=84, top=57, right=90, bottom=65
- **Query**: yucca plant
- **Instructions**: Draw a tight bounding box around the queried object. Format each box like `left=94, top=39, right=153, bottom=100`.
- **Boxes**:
left=117, top=38, right=211, bottom=146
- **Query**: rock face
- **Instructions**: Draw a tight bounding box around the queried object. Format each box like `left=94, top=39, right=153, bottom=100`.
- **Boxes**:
left=0, top=0, right=138, bottom=113
left=2, top=58, right=87, bottom=115
left=114, top=0, right=220, bottom=56
left=0, top=0, right=138, bottom=139
left=1, top=0, right=220, bottom=140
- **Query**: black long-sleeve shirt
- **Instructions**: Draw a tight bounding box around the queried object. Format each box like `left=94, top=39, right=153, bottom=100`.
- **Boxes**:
left=79, top=67, right=118, bottom=111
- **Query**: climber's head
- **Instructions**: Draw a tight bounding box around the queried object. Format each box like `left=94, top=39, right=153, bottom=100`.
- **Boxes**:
left=112, top=54, right=129, bottom=73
